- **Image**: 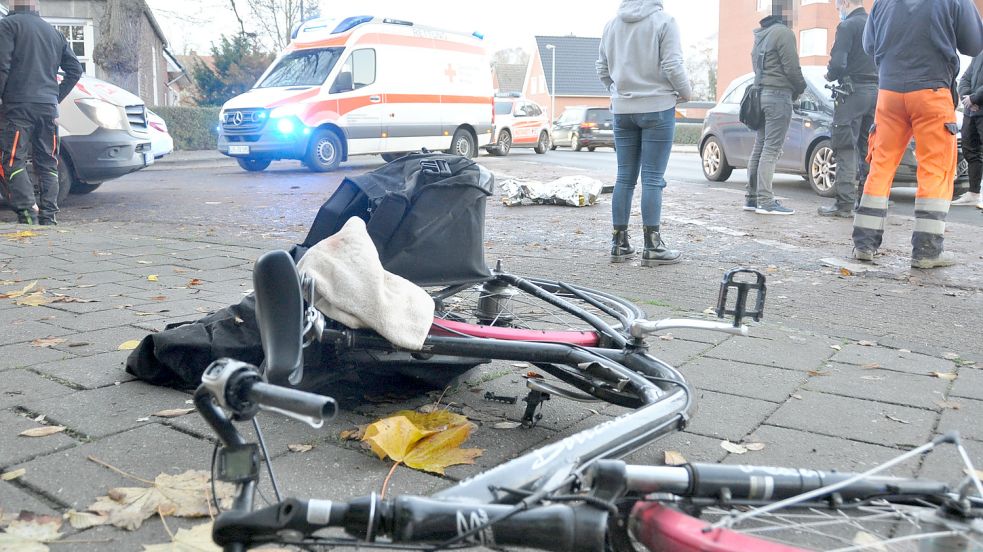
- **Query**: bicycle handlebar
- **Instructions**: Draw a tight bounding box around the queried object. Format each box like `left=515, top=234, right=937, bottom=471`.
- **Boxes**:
left=212, top=495, right=608, bottom=552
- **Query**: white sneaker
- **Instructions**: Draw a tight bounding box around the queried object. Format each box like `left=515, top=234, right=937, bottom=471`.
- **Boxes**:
left=952, top=191, right=980, bottom=205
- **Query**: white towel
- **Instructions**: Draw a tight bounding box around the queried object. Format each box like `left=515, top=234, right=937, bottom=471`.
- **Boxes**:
left=297, top=217, right=435, bottom=351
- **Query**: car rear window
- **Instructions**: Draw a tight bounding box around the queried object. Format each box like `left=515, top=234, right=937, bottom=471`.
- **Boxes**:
left=586, top=108, right=612, bottom=123
left=495, top=101, right=513, bottom=115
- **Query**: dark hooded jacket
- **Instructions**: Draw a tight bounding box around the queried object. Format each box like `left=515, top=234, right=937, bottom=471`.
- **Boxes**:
left=0, top=7, right=82, bottom=107
left=751, top=15, right=807, bottom=98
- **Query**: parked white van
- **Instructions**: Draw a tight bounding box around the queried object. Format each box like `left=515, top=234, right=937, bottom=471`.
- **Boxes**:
left=217, top=15, right=495, bottom=172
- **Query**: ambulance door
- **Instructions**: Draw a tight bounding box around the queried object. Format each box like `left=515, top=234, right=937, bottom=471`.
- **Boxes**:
left=330, top=48, right=383, bottom=155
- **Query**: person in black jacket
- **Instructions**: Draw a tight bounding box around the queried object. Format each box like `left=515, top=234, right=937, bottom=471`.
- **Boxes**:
left=746, top=0, right=806, bottom=216
left=0, top=0, right=83, bottom=225
left=955, top=52, right=983, bottom=208
left=818, top=0, right=878, bottom=218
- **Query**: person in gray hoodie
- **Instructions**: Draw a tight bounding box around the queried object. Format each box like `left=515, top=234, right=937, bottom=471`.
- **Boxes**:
left=597, top=0, right=691, bottom=266
left=745, top=0, right=807, bottom=216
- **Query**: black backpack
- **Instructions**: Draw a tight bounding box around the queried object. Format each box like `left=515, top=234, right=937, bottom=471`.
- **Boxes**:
left=292, top=151, right=494, bottom=286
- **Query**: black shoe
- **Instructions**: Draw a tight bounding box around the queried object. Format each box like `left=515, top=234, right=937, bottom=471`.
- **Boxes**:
left=16, top=210, right=36, bottom=225
left=817, top=205, right=854, bottom=218
left=641, top=226, right=682, bottom=266
left=610, top=226, right=635, bottom=263
left=39, top=214, right=58, bottom=226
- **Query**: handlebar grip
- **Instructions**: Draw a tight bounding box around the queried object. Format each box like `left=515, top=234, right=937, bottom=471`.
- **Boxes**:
left=214, top=498, right=350, bottom=547
left=247, top=382, right=337, bottom=423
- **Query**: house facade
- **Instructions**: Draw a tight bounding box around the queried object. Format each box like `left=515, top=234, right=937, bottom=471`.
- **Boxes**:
left=524, top=35, right=611, bottom=122
left=718, top=0, right=983, bottom=100
left=0, top=0, right=187, bottom=107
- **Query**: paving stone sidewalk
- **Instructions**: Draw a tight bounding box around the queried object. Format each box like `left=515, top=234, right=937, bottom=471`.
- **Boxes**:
left=0, top=219, right=979, bottom=550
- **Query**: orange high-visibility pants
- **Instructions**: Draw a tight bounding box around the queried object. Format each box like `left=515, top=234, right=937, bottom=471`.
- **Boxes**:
left=852, top=88, right=958, bottom=260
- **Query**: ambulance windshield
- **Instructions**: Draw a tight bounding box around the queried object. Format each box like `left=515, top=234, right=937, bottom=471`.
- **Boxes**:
left=257, top=48, right=343, bottom=88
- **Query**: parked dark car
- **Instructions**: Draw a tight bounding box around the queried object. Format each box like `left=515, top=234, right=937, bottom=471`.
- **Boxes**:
left=699, top=66, right=968, bottom=197
left=551, top=106, right=615, bottom=151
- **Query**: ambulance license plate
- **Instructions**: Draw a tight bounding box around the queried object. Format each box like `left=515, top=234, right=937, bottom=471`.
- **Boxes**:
left=228, top=145, right=250, bottom=155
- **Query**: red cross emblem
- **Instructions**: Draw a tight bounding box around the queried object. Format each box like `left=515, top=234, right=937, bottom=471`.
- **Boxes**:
left=444, top=64, right=457, bottom=82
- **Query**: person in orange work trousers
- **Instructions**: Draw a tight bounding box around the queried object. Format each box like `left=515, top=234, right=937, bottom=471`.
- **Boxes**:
left=0, top=0, right=82, bottom=225
left=853, top=0, right=983, bottom=269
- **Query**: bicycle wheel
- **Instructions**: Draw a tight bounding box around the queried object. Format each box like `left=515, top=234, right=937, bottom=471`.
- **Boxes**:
left=428, top=273, right=644, bottom=342
left=630, top=500, right=983, bottom=551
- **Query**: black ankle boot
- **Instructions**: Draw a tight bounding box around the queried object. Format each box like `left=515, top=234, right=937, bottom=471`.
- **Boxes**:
left=610, top=225, right=635, bottom=263
left=642, top=226, right=681, bottom=266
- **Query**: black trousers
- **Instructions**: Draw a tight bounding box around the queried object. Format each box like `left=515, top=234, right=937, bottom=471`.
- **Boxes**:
left=831, top=84, right=878, bottom=209
left=961, top=113, right=983, bottom=194
left=0, top=103, right=60, bottom=218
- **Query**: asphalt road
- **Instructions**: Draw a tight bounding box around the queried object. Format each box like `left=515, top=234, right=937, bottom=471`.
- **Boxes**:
left=507, top=148, right=983, bottom=226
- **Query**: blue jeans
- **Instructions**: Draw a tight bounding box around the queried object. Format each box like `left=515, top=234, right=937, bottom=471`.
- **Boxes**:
left=611, top=108, right=676, bottom=227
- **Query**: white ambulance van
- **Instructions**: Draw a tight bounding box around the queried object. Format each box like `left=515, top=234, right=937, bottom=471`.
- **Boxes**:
left=218, top=15, right=495, bottom=172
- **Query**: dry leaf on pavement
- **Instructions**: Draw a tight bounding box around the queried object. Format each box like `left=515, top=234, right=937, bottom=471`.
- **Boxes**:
left=118, top=340, right=141, bottom=351
left=362, top=410, right=482, bottom=475
left=30, top=337, right=66, bottom=348
left=861, top=363, right=882, bottom=370
left=839, top=267, right=853, bottom=277
left=287, top=444, right=314, bottom=453
left=858, top=340, right=877, bottom=347
left=142, top=521, right=220, bottom=552
left=664, top=450, right=687, bottom=466
left=720, top=441, right=748, bottom=454
left=147, top=275, right=159, bottom=282
left=0, top=281, right=38, bottom=299
left=0, top=512, right=63, bottom=552
left=930, top=371, right=958, bottom=381
left=830, top=344, right=842, bottom=351
left=943, top=352, right=960, bottom=361
left=0, top=230, right=39, bottom=240
left=339, top=425, right=366, bottom=441
left=744, top=442, right=766, bottom=451
left=492, top=421, right=522, bottom=430
left=15, top=292, right=52, bottom=307
left=137, top=261, right=153, bottom=265
left=19, top=426, right=66, bottom=438
left=187, top=279, right=204, bottom=287
left=51, top=295, right=96, bottom=304
left=64, top=510, right=109, bottom=530
left=935, top=401, right=962, bottom=410
left=1, top=468, right=26, bottom=481
left=885, top=414, right=911, bottom=425
left=807, top=370, right=830, bottom=377
left=84, top=470, right=234, bottom=531
left=152, top=408, right=195, bottom=419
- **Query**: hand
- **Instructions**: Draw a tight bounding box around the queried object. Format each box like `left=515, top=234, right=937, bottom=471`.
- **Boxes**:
left=972, top=104, right=980, bottom=113
left=961, top=96, right=973, bottom=109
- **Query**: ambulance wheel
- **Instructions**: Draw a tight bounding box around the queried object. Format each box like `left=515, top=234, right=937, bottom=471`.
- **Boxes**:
left=305, top=130, right=343, bottom=172
left=56, top=154, right=77, bottom=202
left=237, top=158, right=271, bottom=172
left=534, top=132, right=549, bottom=154
left=491, top=130, right=511, bottom=156
left=450, top=129, right=477, bottom=158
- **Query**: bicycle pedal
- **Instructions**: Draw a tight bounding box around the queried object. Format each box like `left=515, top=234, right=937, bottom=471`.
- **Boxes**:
left=715, top=268, right=766, bottom=327
left=483, top=392, right=517, bottom=405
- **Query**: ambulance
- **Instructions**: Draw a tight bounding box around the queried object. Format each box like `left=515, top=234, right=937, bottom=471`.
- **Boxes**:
left=217, top=15, right=495, bottom=172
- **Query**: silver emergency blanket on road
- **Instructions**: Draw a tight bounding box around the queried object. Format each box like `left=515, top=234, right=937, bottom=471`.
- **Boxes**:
left=500, top=175, right=604, bottom=207
left=297, top=217, right=435, bottom=351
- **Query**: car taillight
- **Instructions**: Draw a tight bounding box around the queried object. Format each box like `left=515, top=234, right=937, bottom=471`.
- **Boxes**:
left=580, top=122, right=597, bottom=129
left=150, top=121, right=167, bottom=133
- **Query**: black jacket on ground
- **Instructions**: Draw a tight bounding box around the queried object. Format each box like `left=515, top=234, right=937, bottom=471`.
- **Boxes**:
left=0, top=9, right=83, bottom=106
left=959, top=53, right=983, bottom=108
left=751, top=16, right=807, bottom=98
left=826, top=7, right=877, bottom=84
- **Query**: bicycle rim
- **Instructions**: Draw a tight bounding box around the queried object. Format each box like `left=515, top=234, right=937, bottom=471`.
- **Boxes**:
left=429, top=275, right=644, bottom=338
left=632, top=501, right=983, bottom=551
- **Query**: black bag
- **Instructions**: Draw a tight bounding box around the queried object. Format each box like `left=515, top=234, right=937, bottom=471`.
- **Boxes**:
left=739, top=85, right=764, bottom=131
left=292, top=151, right=494, bottom=286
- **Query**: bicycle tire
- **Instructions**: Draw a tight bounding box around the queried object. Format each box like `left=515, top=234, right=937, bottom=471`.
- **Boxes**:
left=427, top=274, right=645, bottom=344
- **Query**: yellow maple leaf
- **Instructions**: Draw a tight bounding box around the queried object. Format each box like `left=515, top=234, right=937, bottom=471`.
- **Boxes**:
left=0, top=281, right=38, bottom=299
left=142, top=522, right=220, bottom=551
left=361, top=410, right=482, bottom=475
left=147, top=275, right=159, bottom=282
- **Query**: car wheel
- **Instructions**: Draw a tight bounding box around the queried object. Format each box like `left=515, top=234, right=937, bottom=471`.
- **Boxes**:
left=588, top=146, right=597, bottom=152
left=572, top=132, right=582, bottom=151
left=449, top=128, right=477, bottom=158
left=304, top=130, right=343, bottom=172
left=807, top=140, right=837, bottom=198
left=700, top=136, right=733, bottom=182
left=237, top=158, right=272, bottom=172
left=491, top=130, right=511, bottom=156
left=534, top=131, right=549, bottom=154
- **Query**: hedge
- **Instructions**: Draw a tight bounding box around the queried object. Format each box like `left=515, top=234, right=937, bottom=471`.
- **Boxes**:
left=674, top=122, right=702, bottom=145
left=151, top=106, right=221, bottom=151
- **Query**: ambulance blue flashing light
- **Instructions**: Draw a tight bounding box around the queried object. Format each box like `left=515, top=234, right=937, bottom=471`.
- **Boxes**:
left=332, top=16, right=373, bottom=34
left=472, top=32, right=484, bottom=40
